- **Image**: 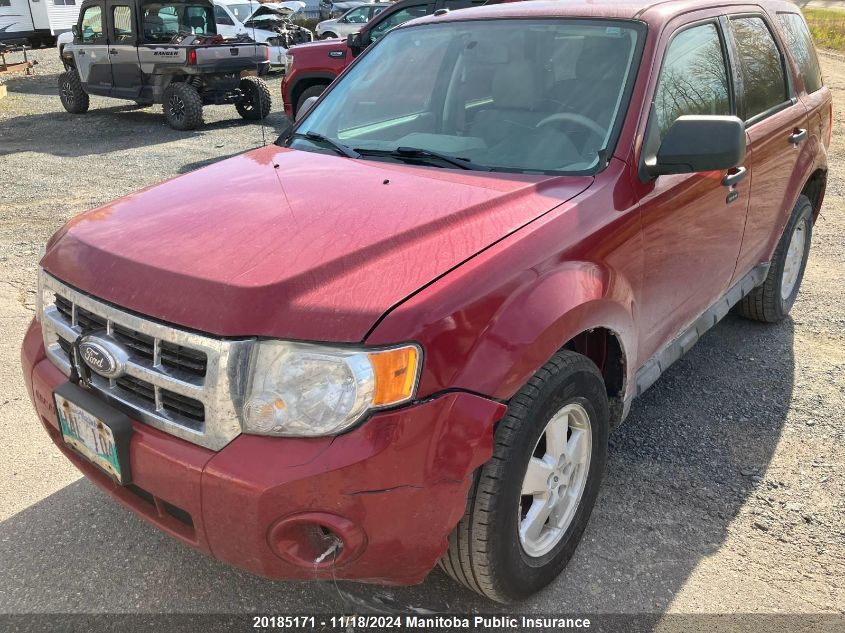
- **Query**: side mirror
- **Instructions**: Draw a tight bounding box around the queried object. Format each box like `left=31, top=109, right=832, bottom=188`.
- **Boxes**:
left=646, top=115, right=746, bottom=178
left=72, top=24, right=81, bottom=40
left=295, top=95, right=319, bottom=121
left=347, top=32, right=364, bottom=55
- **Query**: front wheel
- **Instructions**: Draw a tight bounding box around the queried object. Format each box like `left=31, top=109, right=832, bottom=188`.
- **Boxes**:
left=162, top=82, right=203, bottom=131
left=294, top=84, right=327, bottom=118
left=737, top=195, right=813, bottom=323
left=440, top=351, right=609, bottom=602
left=235, top=76, right=272, bottom=121
left=58, top=71, right=90, bottom=114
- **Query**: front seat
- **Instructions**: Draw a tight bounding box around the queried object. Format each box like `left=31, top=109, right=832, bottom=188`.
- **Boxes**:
left=545, top=36, right=630, bottom=130
left=468, top=47, right=541, bottom=146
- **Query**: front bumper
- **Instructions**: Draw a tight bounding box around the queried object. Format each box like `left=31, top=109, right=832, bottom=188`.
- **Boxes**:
left=22, top=319, right=506, bottom=585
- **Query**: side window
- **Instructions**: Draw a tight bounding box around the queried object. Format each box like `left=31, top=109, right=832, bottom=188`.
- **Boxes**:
left=214, top=6, right=234, bottom=26
left=368, top=5, right=428, bottom=42
left=778, top=12, right=823, bottom=94
left=55, top=0, right=77, bottom=5
left=653, top=23, right=731, bottom=141
left=343, top=7, right=369, bottom=24
left=185, top=6, right=212, bottom=34
left=80, top=5, right=104, bottom=42
left=112, top=5, right=134, bottom=42
left=729, top=16, right=789, bottom=120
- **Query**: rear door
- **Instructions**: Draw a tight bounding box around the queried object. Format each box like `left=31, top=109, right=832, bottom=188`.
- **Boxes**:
left=74, top=1, right=112, bottom=95
left=724, top=12, right=809, bottom=282
left=775, top=11, right=832, bottom=164
left=107, top=1, right=141, bottom=98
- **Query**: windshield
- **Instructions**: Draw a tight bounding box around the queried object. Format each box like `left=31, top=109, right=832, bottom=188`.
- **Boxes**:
left=292, top=19, right=643, bottom=174
left=228, top=3, right=254, bottom=22
left=142, top=1, right=216, bottom=42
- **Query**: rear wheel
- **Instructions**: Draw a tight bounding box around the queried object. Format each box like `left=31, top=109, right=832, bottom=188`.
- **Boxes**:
left=320, top=32, right=338, bottom=39
left=235, top=76, right=272, bottom=121
left=58, top=70, right=90, bottom=114
left=294, top=84, right=327, bottom=117
left=737, top=195, right=813, bottom=323
left=162, top=82, right=203, bottom=131
left=440, top=351, right=609, bottom=602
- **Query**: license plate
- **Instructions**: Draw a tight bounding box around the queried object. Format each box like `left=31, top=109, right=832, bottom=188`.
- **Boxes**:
left=54, top=383, right=132, bottom=484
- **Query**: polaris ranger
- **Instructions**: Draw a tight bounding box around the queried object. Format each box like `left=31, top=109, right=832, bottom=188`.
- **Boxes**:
left=58, top=0, right=272, bottom=130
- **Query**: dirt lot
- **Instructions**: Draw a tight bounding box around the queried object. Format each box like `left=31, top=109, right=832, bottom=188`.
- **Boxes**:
left=0, top=48, right=843, bottom=618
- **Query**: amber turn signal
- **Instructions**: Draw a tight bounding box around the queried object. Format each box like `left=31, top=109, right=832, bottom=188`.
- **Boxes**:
left=368, top=345, right=420, bottom=406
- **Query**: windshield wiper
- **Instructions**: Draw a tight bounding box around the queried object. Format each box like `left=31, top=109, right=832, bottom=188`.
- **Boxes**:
left=290, top=131, right=360, bottom=159
left=357, top=146, right=490, bottom=171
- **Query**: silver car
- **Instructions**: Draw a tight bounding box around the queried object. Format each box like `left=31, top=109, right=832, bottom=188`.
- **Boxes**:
left=315, top=2, right=389, bottom=39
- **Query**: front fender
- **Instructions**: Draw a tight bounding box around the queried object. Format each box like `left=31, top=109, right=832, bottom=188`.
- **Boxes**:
left=451, top=263, right=637, bottom=401
left=367, top=164, right=643, bottom=406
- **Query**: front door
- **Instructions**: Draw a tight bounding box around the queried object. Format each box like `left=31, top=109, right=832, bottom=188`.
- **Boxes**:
left=635, top=17, right=751, bottom=363
left=74, top=2, right=112, bottom=96
left=106, top=1, right=141, bottom=98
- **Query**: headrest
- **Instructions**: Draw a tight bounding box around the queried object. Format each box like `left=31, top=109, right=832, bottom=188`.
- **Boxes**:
left=576, top=36, right=628, bottom=81
left=492, top=60, right=536, bottom=110
left=189, top=15, right=205, bottom=28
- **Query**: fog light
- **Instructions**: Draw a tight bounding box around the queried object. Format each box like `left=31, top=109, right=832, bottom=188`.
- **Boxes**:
left=267, top=512, right=366, bottom=569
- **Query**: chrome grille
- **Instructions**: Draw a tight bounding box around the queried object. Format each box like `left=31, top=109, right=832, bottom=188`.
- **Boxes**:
left=39, top=271, right=254, bottom=450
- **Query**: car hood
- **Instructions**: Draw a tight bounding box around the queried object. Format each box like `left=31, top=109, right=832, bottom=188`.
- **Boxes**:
left=42, top=146, right=592, bottom=341
left=245, top=1, right=304, bottom=20
left=289, top=38, right=345, bottom=53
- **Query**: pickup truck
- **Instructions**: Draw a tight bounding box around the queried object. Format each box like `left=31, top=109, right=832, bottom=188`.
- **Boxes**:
left=282, top=0, right=490, bottom=116
left=57, top=0, right=272, bottom=129
left=24, top=0, right=830, bottom=602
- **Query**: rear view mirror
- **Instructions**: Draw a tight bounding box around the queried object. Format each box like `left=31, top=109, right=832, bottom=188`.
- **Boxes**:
left=72, top=25, right=81, bottom=40
left=295, top=96, right=319, bottom=121
left=646, top=115, right=746, bottom=177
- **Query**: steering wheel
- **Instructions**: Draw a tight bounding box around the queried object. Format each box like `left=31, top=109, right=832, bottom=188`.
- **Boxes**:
left=535, top=112, right=606, bottom=139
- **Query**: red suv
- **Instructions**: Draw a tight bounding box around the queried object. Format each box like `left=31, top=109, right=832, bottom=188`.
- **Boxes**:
left=23, top=0, right=830, bottom=602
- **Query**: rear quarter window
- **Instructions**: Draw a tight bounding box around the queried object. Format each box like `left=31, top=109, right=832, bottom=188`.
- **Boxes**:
left=778, top=12, right=824, bottom=94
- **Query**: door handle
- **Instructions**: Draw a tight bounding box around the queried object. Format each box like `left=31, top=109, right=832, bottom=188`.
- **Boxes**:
left=721, top=166, right=747, bottom=187
left=78, top=50, right=86, bottom=55
left=789, top=128, right=808, bottom=145
left=110, top=49, right=118, bottom=54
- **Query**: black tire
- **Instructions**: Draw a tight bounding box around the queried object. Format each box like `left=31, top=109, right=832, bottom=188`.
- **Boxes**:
left=294, top=84, right=327, bottom=117
left=737, top=195, right=813, bottom=323
left=162, top=82, right=203, bottom=131
left=440, top=351, right=609, bottom=602
left=320, top=32, right=338, bottom=39
left=235, top=76, right=272, bottom=121
left=58, top=70, right=89, bottom=114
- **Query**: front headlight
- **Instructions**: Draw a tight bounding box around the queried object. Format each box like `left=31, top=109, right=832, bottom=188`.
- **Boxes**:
left=242, top=341, right=421, bottom=437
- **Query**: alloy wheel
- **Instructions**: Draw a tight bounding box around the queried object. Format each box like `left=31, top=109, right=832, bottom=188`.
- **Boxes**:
left=781, top=217, right=808, bottom=301
left=519, top=402, right=592, bottom=558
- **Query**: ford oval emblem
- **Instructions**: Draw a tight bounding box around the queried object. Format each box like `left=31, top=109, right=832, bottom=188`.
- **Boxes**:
left=78, top=335, right=128, bottom=379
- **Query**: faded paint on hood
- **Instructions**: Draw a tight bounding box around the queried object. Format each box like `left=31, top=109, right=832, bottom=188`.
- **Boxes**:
left=42, top=145, right=592, bottom=341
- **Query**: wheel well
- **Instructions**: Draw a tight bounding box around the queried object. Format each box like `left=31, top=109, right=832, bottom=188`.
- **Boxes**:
left=291, top=77, right=330, bottom=112
left=802, top=168, right=827, bottom=222
left=562, top=328, right=626, bottom=428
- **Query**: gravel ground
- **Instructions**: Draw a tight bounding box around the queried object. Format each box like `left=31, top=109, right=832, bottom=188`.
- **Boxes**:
left=0, top=48, right=843, bottom=618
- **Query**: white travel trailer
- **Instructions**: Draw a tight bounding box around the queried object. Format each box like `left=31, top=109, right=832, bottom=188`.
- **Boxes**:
left=0, top=0, right=81, bottom=47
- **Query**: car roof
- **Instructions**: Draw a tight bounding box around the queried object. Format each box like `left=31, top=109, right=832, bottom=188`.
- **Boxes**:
left=413, top=0, right=800, bottom=25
